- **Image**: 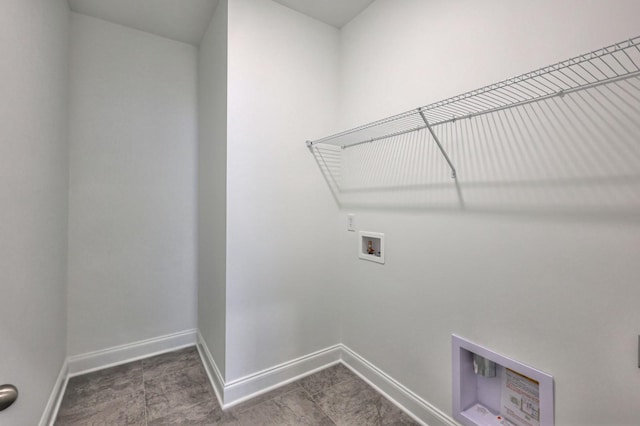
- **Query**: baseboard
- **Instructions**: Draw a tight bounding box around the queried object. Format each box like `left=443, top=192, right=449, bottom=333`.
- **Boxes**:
left=63, top=330, right=455, bottom=426
left=67, top=329, right=198, bottom=376
left=196, top=331, right=225, bottom=408
left=196, top=332, right=343, bottom=409
left=340, top=344, right=458, bottom=426
left=39, top=359, right=69, bottom=426
left=223, top=344, right=342, bottom=407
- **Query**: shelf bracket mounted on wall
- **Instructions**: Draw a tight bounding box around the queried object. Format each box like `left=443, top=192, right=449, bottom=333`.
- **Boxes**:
left=305, top=36, right=640, bottom=211
left=417, top=108, right=458, bottom=179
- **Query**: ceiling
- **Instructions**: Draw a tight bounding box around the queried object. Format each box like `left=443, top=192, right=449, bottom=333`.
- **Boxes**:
left=272, top=0, right=374, bottom=28
left=68, top=0, right=373, bottom=46
left=67, top=0, right=220, bottom=46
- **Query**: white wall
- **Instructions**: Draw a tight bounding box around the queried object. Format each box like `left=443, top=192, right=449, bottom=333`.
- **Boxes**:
left=198, top=0, right=229, bottom=378
left=338, top=1, right=640, bottom=425
left=0, top=0, right=69, bottom=424
left=225, top=0, right=344, bottom=381
left=67, top=13, right=198, bottom=356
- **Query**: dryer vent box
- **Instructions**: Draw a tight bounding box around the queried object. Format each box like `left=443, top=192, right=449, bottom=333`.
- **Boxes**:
left=359, top=231, right=384, bottom=264
left=452, top=335, right=554, bottom=426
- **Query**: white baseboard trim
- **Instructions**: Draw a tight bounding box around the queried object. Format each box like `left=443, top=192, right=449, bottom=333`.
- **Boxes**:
left=223, top=344, right=342, bottom=407
left=196, top=332, right=342, bottom=409
left=67, top=329, right=198, bottom=377
left=39, top=359, right=69, bottom=426
left=340, top=344, right=458, bottom=426
left=194, top=335, right=456, bottom=425
left=196, top=331, right=225, bottom=408
left=61, top=330, right=455, bottom=426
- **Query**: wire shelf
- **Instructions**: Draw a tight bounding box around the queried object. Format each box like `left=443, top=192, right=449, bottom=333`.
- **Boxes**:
left=306, top=36, right=640, bottom=150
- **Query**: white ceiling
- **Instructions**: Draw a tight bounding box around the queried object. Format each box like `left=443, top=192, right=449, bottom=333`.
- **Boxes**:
left=67, top=0, right=220, bottom=46
left=67, top=0, right=373, bottom=46
left=272, top=0, right=374, bottom=28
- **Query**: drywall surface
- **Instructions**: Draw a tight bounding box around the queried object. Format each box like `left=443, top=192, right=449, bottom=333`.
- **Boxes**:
left=67, top=13, right=198, bottom=356
left=225, top=0, right=343, bottom=381
left=198, top=0, right=228, bottom=378
left=68, top=0, right=219, bottom=46
left=340, top=0, right=640, bottom=125
left=0, top=0, right=69, bottom=424
left=338, top=0, right=640, bottom=424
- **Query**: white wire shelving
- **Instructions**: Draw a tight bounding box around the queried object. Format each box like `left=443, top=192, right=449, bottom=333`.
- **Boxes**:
left=306, top=36, right=640, bottom=181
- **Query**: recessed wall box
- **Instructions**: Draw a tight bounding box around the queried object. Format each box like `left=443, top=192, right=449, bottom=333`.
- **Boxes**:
left=358, top=231, right=384, bottom=264
left=452, top=335, right=554, bottom=426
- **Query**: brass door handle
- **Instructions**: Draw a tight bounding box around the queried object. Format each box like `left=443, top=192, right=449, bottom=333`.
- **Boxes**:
left=0, top=384, right=18, bottom=411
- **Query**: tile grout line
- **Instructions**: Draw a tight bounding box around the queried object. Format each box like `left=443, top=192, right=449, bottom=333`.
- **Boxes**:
left=304, top=372, right=362, bottom=426
left=142, top=347, right=220, bottom=424
left=304, top=386, right=339, bottom=426
left=304, top=366, right=410, bottom=426
left=57, top=352, right=415, bottom=425
left=141, top=360, right=148, bottom=426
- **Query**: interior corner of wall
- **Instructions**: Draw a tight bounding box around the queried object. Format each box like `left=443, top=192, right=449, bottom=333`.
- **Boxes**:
left=196, top=330, right=226, bottom=406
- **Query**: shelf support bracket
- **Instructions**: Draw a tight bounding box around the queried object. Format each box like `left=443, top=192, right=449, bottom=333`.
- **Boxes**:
left=418, top=108, right=458, bottom=179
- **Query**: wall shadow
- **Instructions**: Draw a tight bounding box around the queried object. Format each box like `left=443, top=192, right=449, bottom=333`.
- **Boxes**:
left=310, top=78, right=640, bottom=218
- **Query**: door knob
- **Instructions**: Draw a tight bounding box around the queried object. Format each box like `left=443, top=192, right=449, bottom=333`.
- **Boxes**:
left=0, top=384, right=18, bottom=411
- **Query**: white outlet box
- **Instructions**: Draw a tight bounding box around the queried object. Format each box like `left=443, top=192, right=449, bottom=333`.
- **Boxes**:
left=347, top=214, right=356, bottom=232
left=358, top=231, right=384, bottom=264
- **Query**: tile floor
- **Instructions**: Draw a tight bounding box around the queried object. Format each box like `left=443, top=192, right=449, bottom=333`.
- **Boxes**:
left=55, top=346, right=419, bottom=425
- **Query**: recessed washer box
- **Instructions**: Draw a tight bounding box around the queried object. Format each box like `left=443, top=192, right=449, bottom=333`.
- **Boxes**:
left=358, top=231, right=384, bottom=264
left=452, top=335, right=554, bottom=426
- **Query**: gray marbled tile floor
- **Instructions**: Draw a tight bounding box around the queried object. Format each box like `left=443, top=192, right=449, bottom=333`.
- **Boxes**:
left=55, top=346, right=419, bottom=425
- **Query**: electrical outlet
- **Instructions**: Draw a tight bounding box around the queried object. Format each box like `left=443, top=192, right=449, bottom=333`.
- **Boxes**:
left=347, top=214, right=355, bottom=232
